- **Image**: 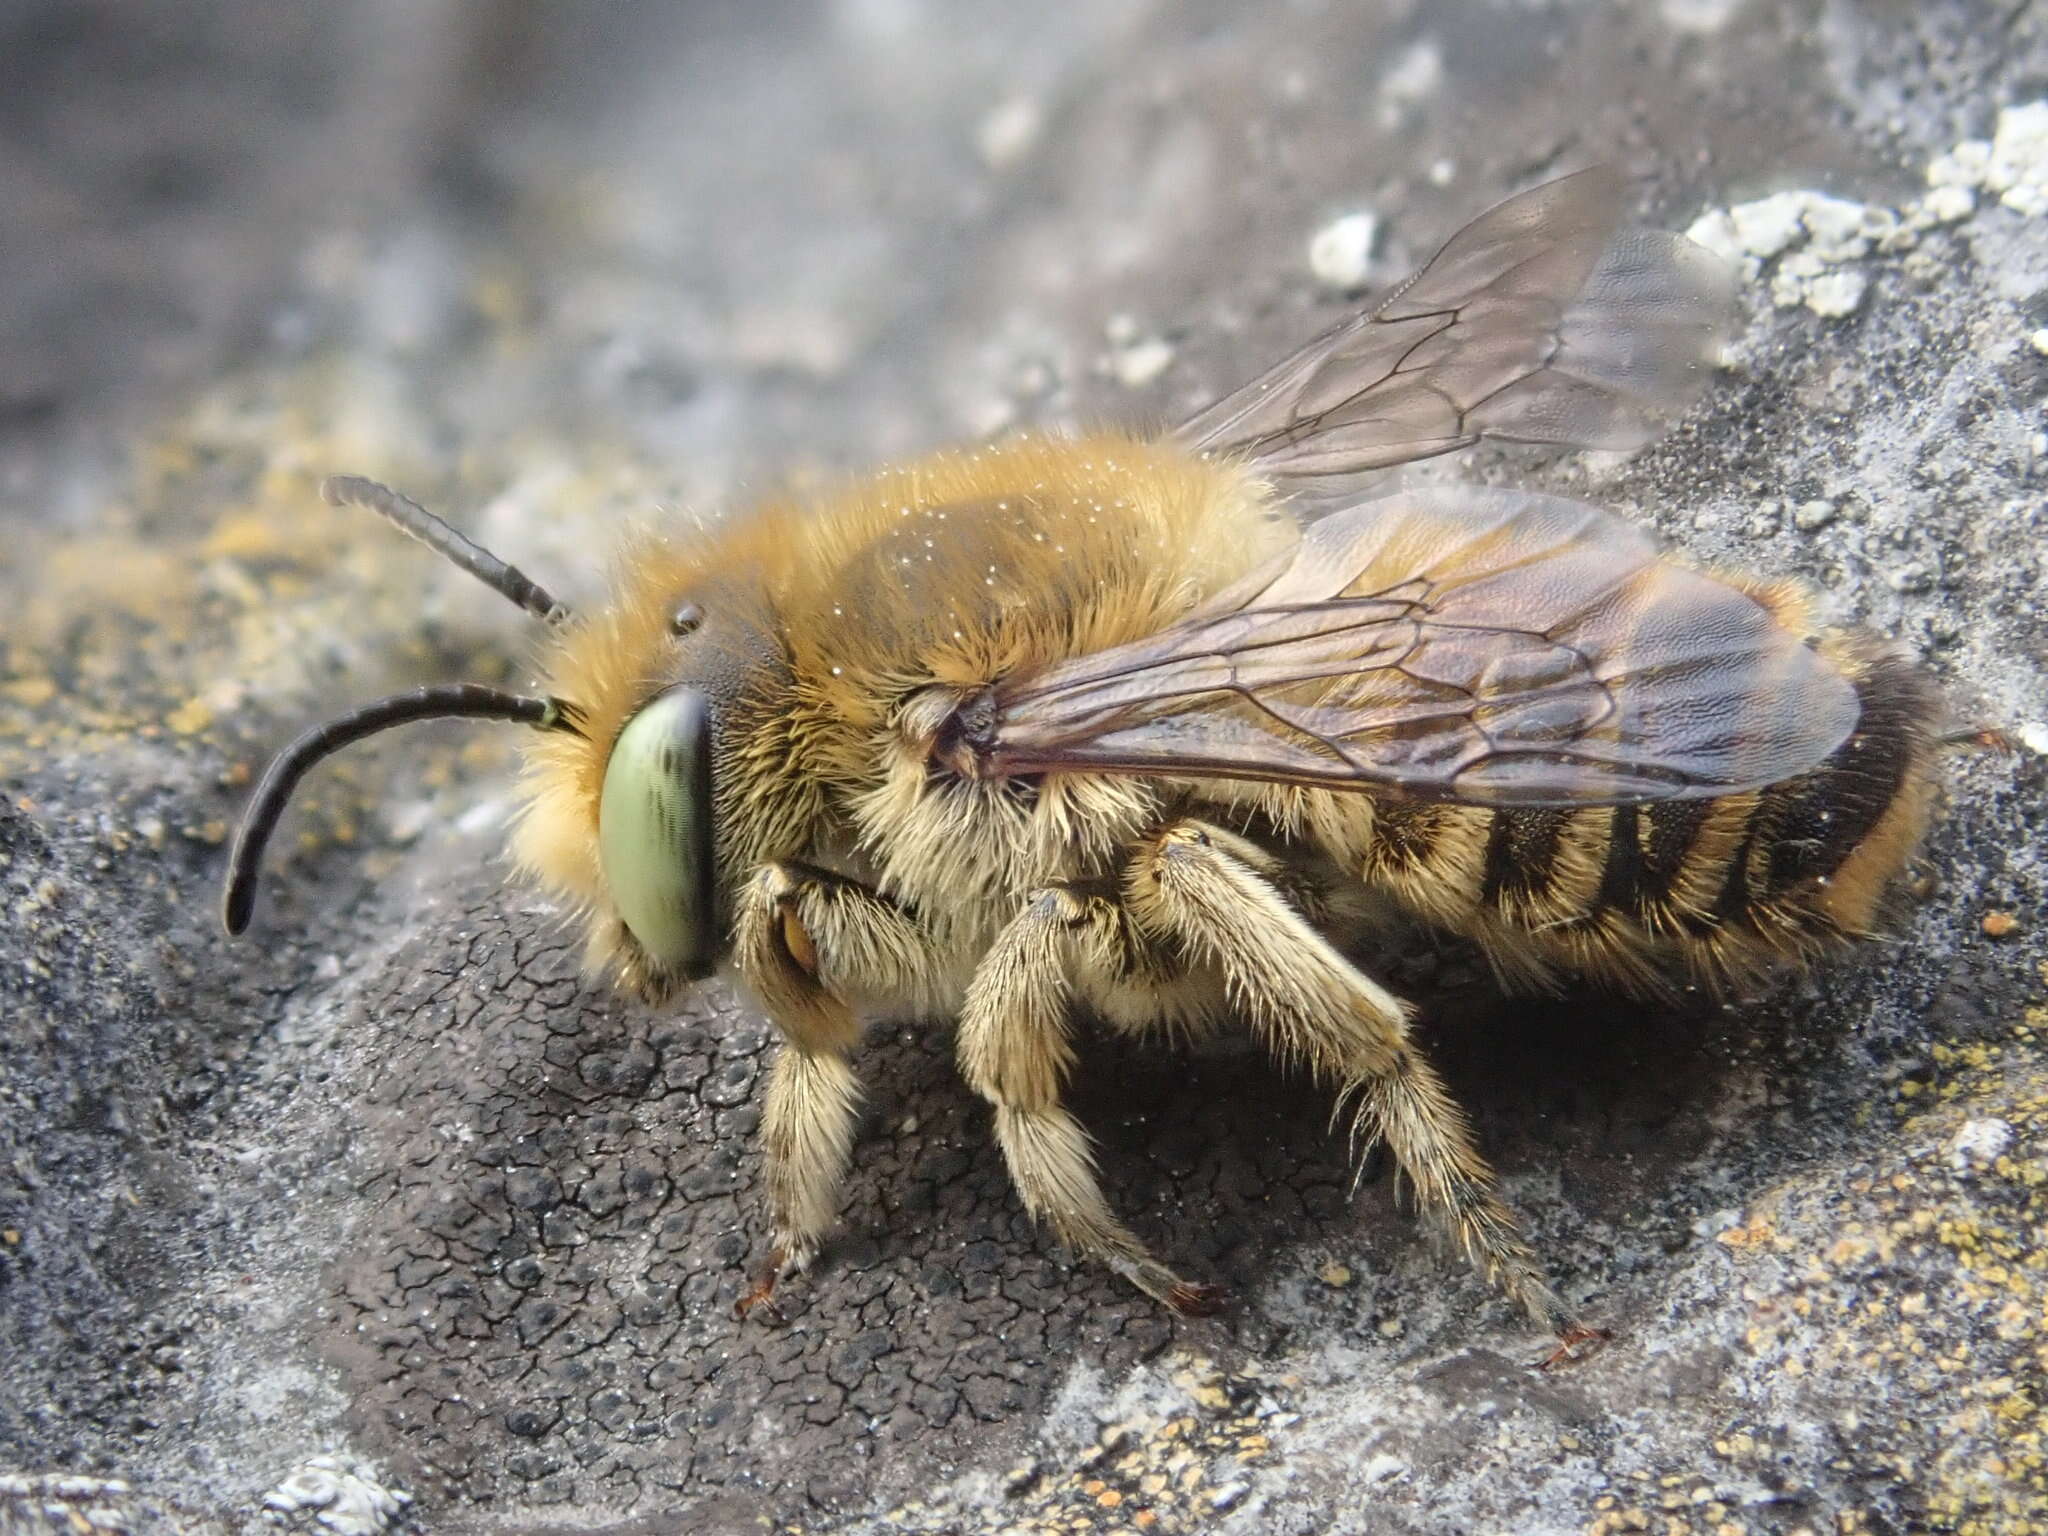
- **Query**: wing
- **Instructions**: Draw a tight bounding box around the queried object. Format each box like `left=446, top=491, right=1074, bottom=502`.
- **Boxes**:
left=985, top=488, right=1859, bottom=807
left=1174, top=167, right=1735, bottom=492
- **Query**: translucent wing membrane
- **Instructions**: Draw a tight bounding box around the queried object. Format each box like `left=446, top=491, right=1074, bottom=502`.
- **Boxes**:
left=1175, top=167, right=1735, bottom=491
left=988, top=488, right=1859, bottom=806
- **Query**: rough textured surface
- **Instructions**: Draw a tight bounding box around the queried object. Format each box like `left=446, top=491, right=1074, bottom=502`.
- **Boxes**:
left=4, top=2, right=2047, bottom=1534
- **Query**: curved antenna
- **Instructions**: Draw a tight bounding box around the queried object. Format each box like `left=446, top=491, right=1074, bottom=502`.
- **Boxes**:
left=322, top=474, right=571, bottom=624
left=221, top=683, right=581, bottom=936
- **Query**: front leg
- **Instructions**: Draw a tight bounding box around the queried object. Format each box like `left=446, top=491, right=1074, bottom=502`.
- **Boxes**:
left=958, top=885, right=1222, bottom=1314
left=730, top=861, right=941, bottom=1314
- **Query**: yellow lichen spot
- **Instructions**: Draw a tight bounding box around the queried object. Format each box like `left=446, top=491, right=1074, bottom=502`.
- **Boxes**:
left=167, top=698, right=214, bottom=735
left=1719, top=1212, right=1774, bottom=1249
left=203, top=512, right=291, bottom=561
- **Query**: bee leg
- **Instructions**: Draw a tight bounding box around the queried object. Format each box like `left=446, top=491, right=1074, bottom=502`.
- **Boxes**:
left=731, top=861, right=942, bottom=1317
left=1124, top=819, right=1577, bottom=1337
left=959, top=886, right=1223, bottom=1314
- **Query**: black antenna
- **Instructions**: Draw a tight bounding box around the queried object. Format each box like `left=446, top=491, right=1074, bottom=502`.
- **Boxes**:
left=322, top=474, right=570, bottom=624
left=221, top=683, right=581, bottom=936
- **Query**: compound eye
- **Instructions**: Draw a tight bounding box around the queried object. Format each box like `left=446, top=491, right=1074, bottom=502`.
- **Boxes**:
left=598, top=687, right=716, bottom=979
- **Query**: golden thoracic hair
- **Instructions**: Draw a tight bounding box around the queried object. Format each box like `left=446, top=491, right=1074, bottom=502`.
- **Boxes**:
left=509, top=432, right=1288, bottom=970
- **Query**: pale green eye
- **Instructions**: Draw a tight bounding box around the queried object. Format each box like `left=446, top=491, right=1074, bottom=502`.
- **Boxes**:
left=599, top=687, right=716, bottom=979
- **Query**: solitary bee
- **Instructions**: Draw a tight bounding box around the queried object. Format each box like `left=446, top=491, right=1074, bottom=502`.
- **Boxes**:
left=224, top=168, right=1942, bottom=1346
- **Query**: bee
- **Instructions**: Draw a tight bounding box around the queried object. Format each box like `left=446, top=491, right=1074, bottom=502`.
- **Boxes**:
left=222, top=167, right=1944, bottom=1349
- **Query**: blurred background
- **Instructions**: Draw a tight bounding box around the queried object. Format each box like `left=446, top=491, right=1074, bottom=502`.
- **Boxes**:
left=7, top=0, right=1939, bottom=534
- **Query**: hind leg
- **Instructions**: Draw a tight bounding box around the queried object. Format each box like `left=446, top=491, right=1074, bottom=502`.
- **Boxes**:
left=1124, top=818, right=1577, bottom=1335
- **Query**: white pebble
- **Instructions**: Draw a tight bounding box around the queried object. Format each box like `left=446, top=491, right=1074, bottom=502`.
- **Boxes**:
left=1769, top=249, right=1827, bottom=308
left=1803, top=268, right=1868, bottom=318
left=976, top=97, right=1043, bottom=170
left=1987, top=100, right=2048, bottom=214
left=1927, top=140, right=1992, bottom=188
left=1949, top=1117, right=2015, bottom=1172
left=1692, top=1206, right=1744, bottom=1239
left=1308, top=212, right=1379, bottom=290
left=1729, top=192, right=1812, bottom=259
left=263, top=1456, right=413, bottom=1536
left=2004, top=182, right=2048, bottom=218
left=1209, top=1480, right=1251, bottom=1511
left=1886, top=561, right=1932, bottom=594
left=1379, top=39, right=1442, bottom=108
left=1660, top=0, right=1744, bottom=30
left=1800, top=193, right=1882, bottom=260
left=1792, top=498, right=1838, bottom=531
left=1921, top=184, right=1976, bottom=223
left=1112, top=337, right=1175, bottom=388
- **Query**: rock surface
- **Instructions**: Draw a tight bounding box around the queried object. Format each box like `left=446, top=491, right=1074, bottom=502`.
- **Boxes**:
left=4, top=3, right=2046, bottom=1534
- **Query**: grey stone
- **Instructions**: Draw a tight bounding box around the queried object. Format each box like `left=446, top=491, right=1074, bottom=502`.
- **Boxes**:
left=3, top=3, right=2045, bottom=1535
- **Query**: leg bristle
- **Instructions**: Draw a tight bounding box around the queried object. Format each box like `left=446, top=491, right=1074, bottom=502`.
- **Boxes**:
left=1168, top=1281, right=1230, bottom=1318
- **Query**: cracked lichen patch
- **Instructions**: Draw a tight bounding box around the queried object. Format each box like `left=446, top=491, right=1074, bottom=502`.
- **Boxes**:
left=312, top=870, right=1395, bottom=1523
left=302, top=856, right=2020, bottom=1532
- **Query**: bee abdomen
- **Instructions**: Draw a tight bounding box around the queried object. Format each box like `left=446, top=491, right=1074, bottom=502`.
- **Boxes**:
left=1459, top=630, right=1938, bottom=994
left=1717, top=633, right=1939, bottom=928
left=1479, top=797, right=1720, bottom=929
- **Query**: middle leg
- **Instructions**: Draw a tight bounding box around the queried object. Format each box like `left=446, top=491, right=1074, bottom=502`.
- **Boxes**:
left=957, top=884, right=1222, bottom=1312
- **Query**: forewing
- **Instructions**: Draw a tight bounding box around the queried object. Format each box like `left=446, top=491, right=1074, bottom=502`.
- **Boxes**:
left=988, top=489, right=1859, bottom=806
left=1175, top=168, right=1735, bottom=492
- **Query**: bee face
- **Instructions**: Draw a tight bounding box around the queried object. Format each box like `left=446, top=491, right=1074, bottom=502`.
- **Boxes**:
left=224, top=168, right=1966, bottom=1346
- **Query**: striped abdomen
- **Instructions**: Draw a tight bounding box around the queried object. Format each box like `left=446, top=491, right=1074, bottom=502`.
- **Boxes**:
left=1341, top=629, right=1941, bottom=999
